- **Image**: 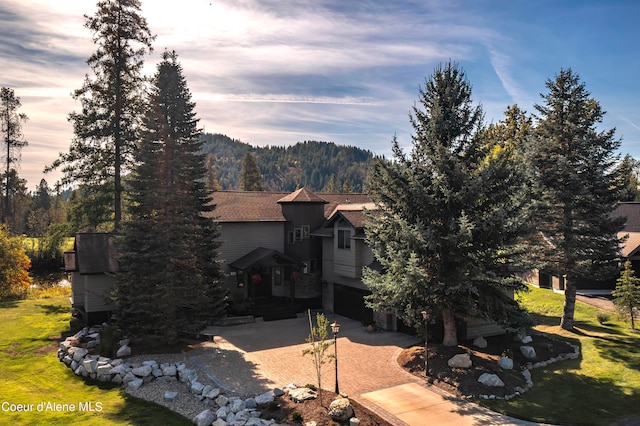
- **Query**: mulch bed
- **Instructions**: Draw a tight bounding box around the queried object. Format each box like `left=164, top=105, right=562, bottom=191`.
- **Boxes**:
left=397, top=331, right=576, bottom=399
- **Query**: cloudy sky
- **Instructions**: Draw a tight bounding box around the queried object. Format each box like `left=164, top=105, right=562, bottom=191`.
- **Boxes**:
left=2, top=0, right=639, bottom=190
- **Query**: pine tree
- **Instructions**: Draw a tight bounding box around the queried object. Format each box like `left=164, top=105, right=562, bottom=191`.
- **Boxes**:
left=527, top=68, right=625, bottom=330
left=0, top=88, right=28, bottom=226
left=238, top=152, right=264, bottom=191
left=47, top=0, right=154, bottom=231
left=116, top=51, right=226, bottom=343
left=612, top=260, right=640, bottom=330
left=616, top=155, right=640, bottom=202
left=363, top=63, right=530, bottom=346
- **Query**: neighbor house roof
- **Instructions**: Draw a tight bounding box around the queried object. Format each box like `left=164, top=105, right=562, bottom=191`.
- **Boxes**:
left=65, top=233, right=118, bottom=274
left=619, top=232, right=640, bottom=258
left=612, top=202, right=640, bottom=232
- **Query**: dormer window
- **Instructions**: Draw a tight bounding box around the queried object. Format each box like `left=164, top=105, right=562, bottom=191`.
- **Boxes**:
left=338, top=229, right=351, bottom=249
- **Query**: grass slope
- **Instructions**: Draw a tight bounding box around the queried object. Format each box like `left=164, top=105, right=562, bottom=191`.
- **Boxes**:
left=0, top=297, right=190, bottom=425
left=483, top=285, right=640, bottom=425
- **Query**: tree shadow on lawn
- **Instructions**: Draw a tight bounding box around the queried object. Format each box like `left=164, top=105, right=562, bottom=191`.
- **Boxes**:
left=475, top=365, right=640, bottom=426
left=39, top=303, right=70, bottom=315
left=0, top=300, right=20, bottom=309
left=591, top=336, right=640, bottom=371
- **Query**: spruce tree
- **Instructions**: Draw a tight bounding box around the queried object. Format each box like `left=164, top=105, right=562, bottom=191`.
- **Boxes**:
left=238, top=152, right=264, bottom=191
left=612, top=260, right=640, bottom=330
left=116, top=51, right=226, bottom=343
left=47, top=0, right=154, bottom=231
left=363, top=63, right=529, bottom=346
left=527, top=68, right=625, bottom=330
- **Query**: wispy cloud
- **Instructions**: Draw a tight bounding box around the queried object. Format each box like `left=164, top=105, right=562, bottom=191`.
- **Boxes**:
left=2, top=0, right=639, bottom=188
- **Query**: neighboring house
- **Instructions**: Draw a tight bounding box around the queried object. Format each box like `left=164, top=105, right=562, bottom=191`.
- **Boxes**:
left=64, top=233, right=118, bottom=326
left=523, top=201, right=640, bottom=292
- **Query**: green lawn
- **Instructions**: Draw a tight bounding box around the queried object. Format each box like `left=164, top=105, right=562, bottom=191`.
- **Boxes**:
left=0, top=297, right=190, bottom=425
left=482, top=285, right=640, bottom=425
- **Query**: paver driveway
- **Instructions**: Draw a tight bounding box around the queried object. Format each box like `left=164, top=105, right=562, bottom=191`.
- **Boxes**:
left=191, top=314, right=542, bottom=425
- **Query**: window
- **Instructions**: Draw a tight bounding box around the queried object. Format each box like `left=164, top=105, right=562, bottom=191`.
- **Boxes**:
left=338, top=229, right=351, bottom=249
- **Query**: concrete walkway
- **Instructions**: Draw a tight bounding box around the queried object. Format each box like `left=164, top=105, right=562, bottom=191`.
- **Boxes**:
left=193, top=314, right=542, bottom=425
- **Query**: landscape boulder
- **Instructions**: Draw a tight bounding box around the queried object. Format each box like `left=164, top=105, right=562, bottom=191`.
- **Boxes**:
left=328, top=398, right=354, bottom=421
left=447, top=353, right=472, bottom=368
left=193, top=409, right=215, bottom=426
left=478, top=373, right=505, bottom=387
left=116, top=345, right=131, bottom=357
left=520, top=345, right=537, bottom=359
left=473, top=336, right=488, bottom=348
left=498, top=356, right=514, bottom=370
left=288, top=387, right=317, bottom=402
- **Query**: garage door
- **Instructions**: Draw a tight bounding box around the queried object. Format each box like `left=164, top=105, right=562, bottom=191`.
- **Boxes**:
left=333, top=284, right=373, bottom=325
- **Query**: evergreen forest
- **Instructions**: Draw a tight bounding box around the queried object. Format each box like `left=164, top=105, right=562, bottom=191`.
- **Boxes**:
left=201, top=133, right=375, bottom=192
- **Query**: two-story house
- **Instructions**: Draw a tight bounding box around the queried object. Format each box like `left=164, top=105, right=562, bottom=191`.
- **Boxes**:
left=211, top=188, right=370, bottom=317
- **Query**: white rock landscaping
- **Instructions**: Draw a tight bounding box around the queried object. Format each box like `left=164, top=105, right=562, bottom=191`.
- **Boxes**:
left=57, top=324, right=291, bottom=425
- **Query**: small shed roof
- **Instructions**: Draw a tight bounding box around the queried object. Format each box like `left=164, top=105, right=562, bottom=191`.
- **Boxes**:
left=65, top=233, right=118, bottom=274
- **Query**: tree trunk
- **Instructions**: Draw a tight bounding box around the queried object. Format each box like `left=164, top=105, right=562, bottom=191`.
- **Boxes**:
left=561, top=281, right=577, bottom=330
left=441, top=309, right=458, bottom=346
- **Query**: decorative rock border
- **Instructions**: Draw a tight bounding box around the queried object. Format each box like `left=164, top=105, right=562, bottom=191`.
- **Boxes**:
left=57, top=325, right=293, bottom=425
left=475, top=334, right=581, bottom=401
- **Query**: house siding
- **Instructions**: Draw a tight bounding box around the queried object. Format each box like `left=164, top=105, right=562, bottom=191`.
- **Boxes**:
left=81, top=274, right=116, bottom=313
left=71, top=272, right=85, bottom=309
left=219, top=222, right=285, bottom=271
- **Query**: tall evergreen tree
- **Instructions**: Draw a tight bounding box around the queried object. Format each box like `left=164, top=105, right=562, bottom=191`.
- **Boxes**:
left=116, top=51, right=226, bottom=343
left=0, top=87, right=28, bottom=226
left=238, top=152, right=264, bottom=191
left=527, top=68, right=625, bottom=330
left=363, top=63, right=529, bottom=346
left=46, top=0, right=154, bottom=231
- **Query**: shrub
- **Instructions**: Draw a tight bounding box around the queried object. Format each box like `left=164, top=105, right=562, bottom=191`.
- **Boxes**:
left=292, top=410, right=303, bottom=424
left=596, top=312, right=610, bottom=325
left=0, top=226, right=33, bottom=300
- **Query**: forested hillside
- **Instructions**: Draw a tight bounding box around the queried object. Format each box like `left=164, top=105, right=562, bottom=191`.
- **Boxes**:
left=200, top=133, right=375, bottom=192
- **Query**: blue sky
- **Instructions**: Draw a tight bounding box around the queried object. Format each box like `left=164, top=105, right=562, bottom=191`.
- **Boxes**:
left=1, top=0, right=639, bottom=190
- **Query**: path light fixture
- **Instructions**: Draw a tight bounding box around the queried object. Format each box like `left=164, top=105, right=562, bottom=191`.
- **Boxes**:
left=421, top=310, right=429, bottom=376
left=331, top=321, right=340, bottom=394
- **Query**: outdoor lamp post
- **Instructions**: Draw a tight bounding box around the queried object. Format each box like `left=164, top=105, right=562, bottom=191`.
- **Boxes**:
left=421, top=310, right=429, bottom=376
left=331, top=321, right=340, bottom=394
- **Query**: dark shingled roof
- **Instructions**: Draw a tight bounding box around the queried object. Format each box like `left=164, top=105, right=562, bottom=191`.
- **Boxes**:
left=277, top=187, right=328, bottom=204
left=211, top=191, right=289, bottom=222
left=229, top=247, right=297, bottom=269
left=65, top=233, right=118, bottom=274
left=613, top=202, right=640, bottom=232
left=210, top=190, right=371, bottom=223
